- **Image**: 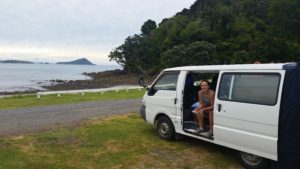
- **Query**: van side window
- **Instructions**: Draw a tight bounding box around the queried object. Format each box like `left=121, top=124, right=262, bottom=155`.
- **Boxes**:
left=148, top=72, right=179, bottom=96
left=153, top=73, right=179, bottom=91
left=218, top=73, right=280, bottom=105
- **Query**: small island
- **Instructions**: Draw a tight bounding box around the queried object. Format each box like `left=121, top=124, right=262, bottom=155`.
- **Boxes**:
left=0, top=60, right=33, bottom=64
left=56, top=58, right=95, bottom=65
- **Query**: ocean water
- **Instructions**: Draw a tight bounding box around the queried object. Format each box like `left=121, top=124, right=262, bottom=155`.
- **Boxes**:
left=0, top=63, right=121, bottom=92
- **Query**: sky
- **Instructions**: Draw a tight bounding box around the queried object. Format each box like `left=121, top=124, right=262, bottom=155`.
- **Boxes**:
left=0, top=0, right=196, bottom=65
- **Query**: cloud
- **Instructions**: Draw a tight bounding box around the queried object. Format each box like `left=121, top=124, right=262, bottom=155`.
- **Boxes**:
left=0, top=0, right=196, bottom=64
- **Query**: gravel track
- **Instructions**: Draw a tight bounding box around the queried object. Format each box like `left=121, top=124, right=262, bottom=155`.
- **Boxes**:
left=0, top=99, right=142, bottom=136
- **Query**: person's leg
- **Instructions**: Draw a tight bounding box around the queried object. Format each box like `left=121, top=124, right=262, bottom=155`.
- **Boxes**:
left=197, top=110, right=204, bottom=129
left=208, top=110, right=213, bottom=137
left=193, top=114, right=198, bottom=124
left=192, top=108, right=199, bottom=124
left=195, top=110, right=204, bottom=133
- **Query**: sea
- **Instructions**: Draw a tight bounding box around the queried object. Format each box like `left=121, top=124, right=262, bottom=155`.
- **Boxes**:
left=0, top=63, right=121, bottom=92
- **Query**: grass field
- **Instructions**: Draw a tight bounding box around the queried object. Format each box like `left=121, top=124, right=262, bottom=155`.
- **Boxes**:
left=0, top=89, right=145, bottom=110
left=0, top=113, right=242, bottom=169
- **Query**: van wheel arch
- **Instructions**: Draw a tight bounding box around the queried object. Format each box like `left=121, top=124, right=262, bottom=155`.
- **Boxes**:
left=155, top=114, right=175, bottom=140
left=238, top=151, right=270, bottom=169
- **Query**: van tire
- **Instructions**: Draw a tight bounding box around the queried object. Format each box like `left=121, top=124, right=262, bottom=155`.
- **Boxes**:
left=157, top=116, right=175, bottom=140
left=238, top=151, right=270, bottom=169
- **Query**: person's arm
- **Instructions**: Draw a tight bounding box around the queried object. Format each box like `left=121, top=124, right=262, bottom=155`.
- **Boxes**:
left=202, top=90, right=215, bottom=111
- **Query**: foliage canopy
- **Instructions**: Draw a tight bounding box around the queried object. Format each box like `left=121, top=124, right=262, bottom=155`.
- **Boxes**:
left=109, top=0, right=300, bottom=74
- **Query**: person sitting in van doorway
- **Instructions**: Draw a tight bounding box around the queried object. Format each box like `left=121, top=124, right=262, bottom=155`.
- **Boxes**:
left=192, top=80, right=215, bottom=137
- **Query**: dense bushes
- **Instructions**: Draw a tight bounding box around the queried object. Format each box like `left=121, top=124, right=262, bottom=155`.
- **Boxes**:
left=109, top=0, right=300, bottom=74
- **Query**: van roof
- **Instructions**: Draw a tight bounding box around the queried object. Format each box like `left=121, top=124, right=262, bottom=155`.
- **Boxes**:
left=164, top=63, right=295, bottom=71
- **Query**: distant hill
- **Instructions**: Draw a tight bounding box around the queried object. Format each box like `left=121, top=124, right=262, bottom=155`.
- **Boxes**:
left=56, top=58, right=95, bottom=65
left=0, top=60, right=33, bottom=64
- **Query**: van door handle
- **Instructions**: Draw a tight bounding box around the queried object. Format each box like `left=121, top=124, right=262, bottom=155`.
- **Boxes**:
left=174, top=98, right=178, bottom=104
left=217, top=104, right=222, bottom=112
left=171, top=97, right=177, bottom=104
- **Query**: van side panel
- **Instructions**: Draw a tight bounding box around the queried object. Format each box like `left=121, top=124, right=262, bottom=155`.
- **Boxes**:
left=214, top=70, right=285, bottom=161
left=145, top=90, right=177, bottom=124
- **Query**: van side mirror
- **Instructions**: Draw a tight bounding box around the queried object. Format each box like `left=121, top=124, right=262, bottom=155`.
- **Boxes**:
left=138, top=76, right=149, bottom=90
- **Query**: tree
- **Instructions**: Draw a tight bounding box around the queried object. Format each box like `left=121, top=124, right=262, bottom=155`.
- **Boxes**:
left=186, top=41, right=219, bottom=65
left=141, top=20, right=157, bottom=36
left=109, top=34, right=159, bottom=74
left=249, top=35, right=290, bottom=63
left=231, top=50, right=250, bottom=64
left=152, top=15, right=191, bottom=50
left=160, top=41, right=218, bottom=68
left=268, top=0, right=300, bottom=41
left=160, top=45, right=187, bottom=68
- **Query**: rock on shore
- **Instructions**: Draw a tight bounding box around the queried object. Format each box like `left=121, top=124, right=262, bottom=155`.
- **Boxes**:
left=44, top=70, right=156, bottom=91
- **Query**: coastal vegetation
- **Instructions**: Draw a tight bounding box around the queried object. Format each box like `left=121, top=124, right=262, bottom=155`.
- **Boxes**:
left=109, top=0, right=300, bottom=75
left=0, top=113, right=242, bottom=168
left=0, top=89, right=145, bottom=110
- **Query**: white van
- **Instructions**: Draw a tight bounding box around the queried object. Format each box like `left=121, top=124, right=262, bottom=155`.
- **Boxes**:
left=139, top=63, right=300, bottom=169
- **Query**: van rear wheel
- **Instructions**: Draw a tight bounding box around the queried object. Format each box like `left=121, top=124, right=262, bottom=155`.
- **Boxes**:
left=238, top=151, right=269, bottom=169
left=157, top=116, right=175, bottom=140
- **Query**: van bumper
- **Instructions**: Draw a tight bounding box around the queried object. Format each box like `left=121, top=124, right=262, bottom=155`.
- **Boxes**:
left=139, top=105, right=146, bottom=121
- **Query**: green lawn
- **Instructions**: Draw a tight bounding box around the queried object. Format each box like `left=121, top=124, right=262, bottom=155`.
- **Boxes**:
left=0, top=89, right=145, bottom=110
left=0, top=113, right=242, bottom=169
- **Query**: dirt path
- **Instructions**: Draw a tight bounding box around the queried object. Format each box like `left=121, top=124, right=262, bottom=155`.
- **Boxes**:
left=0, top=99, right=142, bottom=136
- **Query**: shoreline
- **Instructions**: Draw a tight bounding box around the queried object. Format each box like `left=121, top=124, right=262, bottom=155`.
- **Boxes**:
left=0, top=70, right=156, bottom=95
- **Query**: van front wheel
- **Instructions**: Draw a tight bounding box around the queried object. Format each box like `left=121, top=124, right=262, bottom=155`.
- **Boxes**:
left=238, top=151, right=269, bottom=169
left=157, top=116, right=175, bottom=140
